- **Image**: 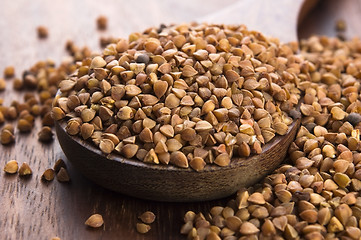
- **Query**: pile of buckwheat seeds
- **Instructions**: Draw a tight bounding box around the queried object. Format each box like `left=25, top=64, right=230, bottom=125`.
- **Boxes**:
left=2, top=17, right=361, bottom=239
left=180, top=35, right=361, bottom=239
left=53, top=23, right=303, bottom=170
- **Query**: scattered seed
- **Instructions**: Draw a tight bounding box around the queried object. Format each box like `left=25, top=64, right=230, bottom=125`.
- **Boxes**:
left=4, top=66, right=15, bottom=78
left=38, top=126, right=53, bottom=142
left=56, top=167, right=70, bottom=182
left=18, top=162, right=32, bottom=176
left=96, top=16, right=107, bottom=30
left=41, top=168, right=55, bottom=181
left=4, top=160, right=18, bottom=174
left=1, top=129, right=15, bottom=145
left=335, top=19, right=346, bottom=31
left=37, top=26, right=48, bottom=38
left=54, top=159, right=66, bottom=173
left=136, top=223, right=151, bottom=234
left=138, top=211, right=156, bottom=224
left=85, top=214, right=104, bottom=228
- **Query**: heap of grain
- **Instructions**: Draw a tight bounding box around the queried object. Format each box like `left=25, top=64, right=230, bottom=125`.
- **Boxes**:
left=53, top=23, right=302, bottom=170
left=180, top=36, right=361, bottom=240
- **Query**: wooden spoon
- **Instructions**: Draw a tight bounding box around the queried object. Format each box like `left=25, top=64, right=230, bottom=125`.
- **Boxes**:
left=55, top=0, right=312, bottom=202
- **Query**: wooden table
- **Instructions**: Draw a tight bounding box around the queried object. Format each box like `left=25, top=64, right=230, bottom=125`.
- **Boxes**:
left=1, top=0, right=361, bottom=239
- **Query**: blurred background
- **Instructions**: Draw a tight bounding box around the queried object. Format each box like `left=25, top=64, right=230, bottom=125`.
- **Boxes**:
left=1, top=0, right=360, bottom=75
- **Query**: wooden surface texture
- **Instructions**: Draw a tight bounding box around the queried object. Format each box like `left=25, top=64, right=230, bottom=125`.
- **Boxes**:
left=1, top=0, right=361, bottom=239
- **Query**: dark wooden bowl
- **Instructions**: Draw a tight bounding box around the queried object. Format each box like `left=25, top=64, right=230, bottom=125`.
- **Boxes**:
left=55, top=117, right=300, bottom=202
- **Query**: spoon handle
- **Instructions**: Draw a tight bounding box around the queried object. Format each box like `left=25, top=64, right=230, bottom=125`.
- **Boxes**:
left=198, top=0, right=312, bottom=43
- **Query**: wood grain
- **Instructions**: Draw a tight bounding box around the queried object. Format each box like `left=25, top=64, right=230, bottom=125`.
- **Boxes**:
left=1, top=0, right=360, bottom=239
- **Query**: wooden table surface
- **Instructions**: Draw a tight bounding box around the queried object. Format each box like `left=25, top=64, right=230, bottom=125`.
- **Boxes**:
left=1, top=0, right=361, bottom=239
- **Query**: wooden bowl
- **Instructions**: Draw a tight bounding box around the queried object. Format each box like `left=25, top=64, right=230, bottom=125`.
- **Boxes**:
left=55, top=117, right=300, bottom=202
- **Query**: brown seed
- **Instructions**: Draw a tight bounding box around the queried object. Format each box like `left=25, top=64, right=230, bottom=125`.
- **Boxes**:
left=85, top=214, right=104, bottom=228
left=251, top=206, right=269, bottom=219
left=333, top=172, right=351, bottom=188
left=158, top=152, right=170, bottom=165
left=138, top=211, right=156, bottom=224
left=272, top=216, right=287, bottom=231
left=180, top=221, right=193, bottom=235
left=331, top=106, right=346, bottom=120
left=248, top=192, right=266, bottom=205
left=99, top=139, right=115, bottom=154
left=4, top=160, right=18, bottom=174
left=1, top=129, right=15, bottom=145
left=17, top=119, right=32, bottom=132
left=334, top=204, right=352, bottom=226
left=4, top=66, right=15, bottom=78
left=214, top=153, right=230, bottom=167
left=80, top=123, right=95, bottom=140
left=96, top=15, right=107, bottom=30
left=295, top=157, right=314, bottom=170
left=154, top=140, right=168, bottom=154
left=59, top=80, right=76, bottom=92
left=90, top=56, right=106, bottom=69
left=153, top=80, right=168, bottom=99
left=81, top=108, right=96, bottom=122
left=19, top=162, right=32, bottom=176
left=143, top=118, right=156, bottom=129
left=261, top=219, right=276, bottom=236
left=273, top=122, right=288, bottom=135
left=180, top=95, right=194, bottom=106
left=121, top=144, right=139, bottom=158
left=144, top=149, right=159, bottom=164
left=166, top=139, right=182, bottom=152
left=0, top=78, right=6, bottom=91
left=41, top=169, right=55, bottom=181
left=56, top=167, right=70, bottom=182
left=346, top=226, right=361, bottom=239
left=239, top=221, right=259, bottom=235
left=317, top=207, right=331, bottom=226
left=327, top=216, right=344, bottom=233
left=170, top=151, right=188, bottom=168
left=51, top=107, right=65, bottom=120
left=37, top=26, right=48, bottom=38
left=189, top=157, right=206, bottom=171
left=322, top=144, right=336, bottom=158
left=206, top=231, right=221, bottom=240
left=182, top=65, right=198, bottom=77
left=136, top=223, right=151, bottom=234
left=54, top=159, right=66, bottom=173
left=284, top=224, right=298, bottom=239
left=159, top=125, right=174, bottom=138
left=299, top=209, right=318, bottom=223
left=141, top=94, right=159, bottom=106
left=275, top=189, right=292, bottom=203
left=125, top=85, right=142, bottom=97
left=225, top=216, right=242, bottom=232
left=42, top=112, right=54, bottom=126
left=165, top=94, right=180, bottom=109
left=181, top=128, right=196, bottom=142
left=139, top=128, right=153, bottom=143
left=117, top=106, right=134, bottom=120
left=202, top=100, right=215, bottom=114
left=38, top=126, right=53, bottom=142
left=66, top=120, right=80, bottom=136
left=195, top=120, right=213, bottom=132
